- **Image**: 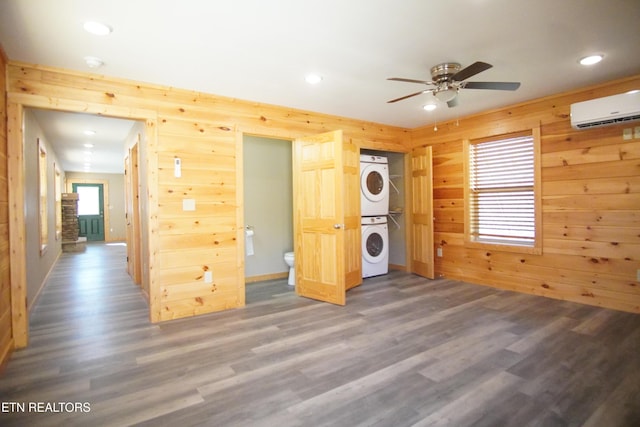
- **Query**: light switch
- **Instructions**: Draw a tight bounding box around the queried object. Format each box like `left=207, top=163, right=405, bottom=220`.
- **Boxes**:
left=182, top=199, right=196, bottom=211
left=623, top=128, right=632, bottom=140
left=204, top=271, right=213, bottom=283
left=174, top=158, right=182, bottom=177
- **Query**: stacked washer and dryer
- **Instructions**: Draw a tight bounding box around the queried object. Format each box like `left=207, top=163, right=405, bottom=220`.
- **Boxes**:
left=360, top=154, right=390, bottom=278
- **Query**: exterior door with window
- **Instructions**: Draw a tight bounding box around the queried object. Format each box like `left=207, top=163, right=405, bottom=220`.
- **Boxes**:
left=72, top=183, right=105, bottom=241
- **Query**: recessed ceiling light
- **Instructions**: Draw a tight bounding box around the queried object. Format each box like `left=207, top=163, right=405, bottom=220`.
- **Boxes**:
left=83, top=130, right=96, bottom=136
left=84, top=56, right=104, bottom=68
left=83, top=143, right=94, bottom=148
left=305, top=74, right=322, bottom=85
left=83, top=21, right=112, bottom=36
left=579, top=54, right=604, bottom=66
left=423, top=104, right=437, bottom=111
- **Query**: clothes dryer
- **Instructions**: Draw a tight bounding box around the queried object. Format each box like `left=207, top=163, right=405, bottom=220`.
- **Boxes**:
left=361, top=216, right=389, bottom=278
left=360, top=155, right=389, bottom=216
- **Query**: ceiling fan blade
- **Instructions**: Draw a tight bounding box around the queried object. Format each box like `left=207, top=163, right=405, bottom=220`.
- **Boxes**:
left=387, top=77, right=434, bottom=85
left=447, top=96, right=459, bottom=108
left=464, top=81, right=521, bottom=90
left=452, top=61, right=493, bottom=81
left=387, top=90, right=429, bottom=103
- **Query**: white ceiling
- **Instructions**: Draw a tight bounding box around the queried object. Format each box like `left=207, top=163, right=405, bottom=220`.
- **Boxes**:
left=2, top=0, right=640, bottom=173
left=30, top=109, right=137, bottom=174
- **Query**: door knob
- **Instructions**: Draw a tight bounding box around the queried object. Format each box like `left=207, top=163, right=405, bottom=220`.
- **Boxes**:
left=333, top=224, right=344, bottom=229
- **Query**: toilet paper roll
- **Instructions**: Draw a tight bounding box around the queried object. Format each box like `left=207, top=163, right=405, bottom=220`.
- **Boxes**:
left=245, top=229, right=254, bottom=256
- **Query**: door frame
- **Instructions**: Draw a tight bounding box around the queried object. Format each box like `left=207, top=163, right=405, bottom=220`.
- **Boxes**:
left=241, top=130, right=363, bottom=304
left=7, top=99, right=158, bottom=348
left=68, top=179, right=110, bottom=242
left=241, top=134, right=295, bottom=284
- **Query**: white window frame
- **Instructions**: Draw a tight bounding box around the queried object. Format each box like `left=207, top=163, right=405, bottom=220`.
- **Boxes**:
left=464, top=127, right=542, bottom=255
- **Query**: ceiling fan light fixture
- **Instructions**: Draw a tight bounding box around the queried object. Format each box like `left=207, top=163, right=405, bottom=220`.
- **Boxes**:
left=423, top=103, right=437, bottom=111
left=579, top=54, right=603, bottom=66
left=434, top=88, right=458, bottom=103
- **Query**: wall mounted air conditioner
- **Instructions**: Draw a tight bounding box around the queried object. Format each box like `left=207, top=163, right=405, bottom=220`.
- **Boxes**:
left=570, top=91, right=640, bottom=129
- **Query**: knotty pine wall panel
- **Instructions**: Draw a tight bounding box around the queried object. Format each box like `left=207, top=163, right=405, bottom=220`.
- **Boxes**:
left=9, top=64, right=409, bottom=151
left=413, top=74, right=640, bottom=313
left=155, top=114, right=241, bottom=320
left=0, top=48, right=11, bottom=366
left=6, top=62, right=408, bottom=323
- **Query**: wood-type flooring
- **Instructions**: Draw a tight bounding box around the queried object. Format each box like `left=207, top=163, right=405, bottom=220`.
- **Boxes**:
left=0, top=243, right=639, bottom=426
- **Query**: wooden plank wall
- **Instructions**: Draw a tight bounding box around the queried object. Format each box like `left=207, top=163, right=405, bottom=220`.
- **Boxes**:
left=6, top=62, right=408, bottom=323
left=0, top=47, right=12, bottom=366
left=411, top=75, right=640, bottom=313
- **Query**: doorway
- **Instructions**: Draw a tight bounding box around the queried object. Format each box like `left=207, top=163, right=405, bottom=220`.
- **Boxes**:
left=9, top=105, right=153, bottom=348
left=242, top=135, right=293, bottom=290
left=360, top=149, right=408, bottom=271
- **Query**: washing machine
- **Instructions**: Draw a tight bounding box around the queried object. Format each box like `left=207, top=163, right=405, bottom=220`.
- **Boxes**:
left=361, top=216, right=389, bottom=278
left=360, top=154, right=389, bottom=216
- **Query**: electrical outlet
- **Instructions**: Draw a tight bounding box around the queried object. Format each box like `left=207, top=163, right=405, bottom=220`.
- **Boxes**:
left=204, top=271, right=213, bottom=283
left=437, top=247, right=443, bottom=257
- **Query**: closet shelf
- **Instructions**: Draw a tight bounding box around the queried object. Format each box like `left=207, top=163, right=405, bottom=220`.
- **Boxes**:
left=388, top=208, right=403, bottom=229
left=389, top=174, right=401, bottom=195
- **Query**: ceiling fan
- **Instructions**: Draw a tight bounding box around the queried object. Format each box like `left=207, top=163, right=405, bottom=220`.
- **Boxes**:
left=387, top=61, right=520, bottom=107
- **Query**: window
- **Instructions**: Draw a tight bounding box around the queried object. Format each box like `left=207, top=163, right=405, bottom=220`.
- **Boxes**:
left=464, top=128, right=541, bottom=254
left=38, top=139, right=48, bottom=254
left=76, top=185, right=101, bottom=215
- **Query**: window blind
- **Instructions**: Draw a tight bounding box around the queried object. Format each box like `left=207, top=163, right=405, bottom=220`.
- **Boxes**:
left=469, top=135, right=535, bottom=247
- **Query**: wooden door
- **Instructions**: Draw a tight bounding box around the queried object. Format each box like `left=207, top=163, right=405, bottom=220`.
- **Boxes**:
left=125, top=142, right=142, bottom=286
left=293, top=130, right=359, bottom=305
left=410, top=146, right=435, bottom=279
left=342, top=139, right=362, bottom=290
left=125, top=154, right=132, bottom=274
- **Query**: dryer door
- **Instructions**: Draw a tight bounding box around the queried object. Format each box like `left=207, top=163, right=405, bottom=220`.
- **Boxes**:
left=362, top=225, right=388, bottom=264
left=360, top=163, right=387, bottom=202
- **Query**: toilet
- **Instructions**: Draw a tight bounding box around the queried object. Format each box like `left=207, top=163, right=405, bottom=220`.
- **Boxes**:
left=284, top=252, right=295, bottom=286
